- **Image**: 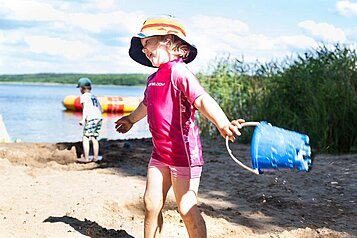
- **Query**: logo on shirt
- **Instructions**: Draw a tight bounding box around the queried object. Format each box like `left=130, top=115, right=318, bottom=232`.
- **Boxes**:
left=148, top=82, right=166, bottom=87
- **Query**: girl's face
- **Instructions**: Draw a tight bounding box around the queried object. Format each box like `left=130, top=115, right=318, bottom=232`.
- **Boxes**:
left=141, top=36, right=171, bottom=67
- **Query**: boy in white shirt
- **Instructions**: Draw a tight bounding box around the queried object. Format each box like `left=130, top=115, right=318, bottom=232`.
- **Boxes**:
left=76, top=77, right=103, bottom=163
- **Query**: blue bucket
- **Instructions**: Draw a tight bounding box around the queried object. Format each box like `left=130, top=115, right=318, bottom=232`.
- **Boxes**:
left=225, top=121, right=312, bottom=175
left=251, top=121, right=311, bottom=174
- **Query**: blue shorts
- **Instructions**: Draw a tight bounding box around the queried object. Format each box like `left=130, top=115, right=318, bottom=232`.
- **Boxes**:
left=83, top=119, right=102, bottom=138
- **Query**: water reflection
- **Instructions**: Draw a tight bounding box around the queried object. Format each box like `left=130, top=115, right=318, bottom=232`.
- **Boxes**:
left=0, top=83, right=149, bottom=143
left=62, top=110, right=151, bottom=142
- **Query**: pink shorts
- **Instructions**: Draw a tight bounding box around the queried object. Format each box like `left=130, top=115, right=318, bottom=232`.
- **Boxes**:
left=148, top=158, right=202, bottom=179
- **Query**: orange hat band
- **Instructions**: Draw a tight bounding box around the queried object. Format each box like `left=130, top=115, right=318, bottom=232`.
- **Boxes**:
left=141, top=23, right=186, bottom=37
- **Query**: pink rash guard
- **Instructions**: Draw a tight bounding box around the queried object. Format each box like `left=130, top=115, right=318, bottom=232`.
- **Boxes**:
left=143, top=58, right=207, bottom=167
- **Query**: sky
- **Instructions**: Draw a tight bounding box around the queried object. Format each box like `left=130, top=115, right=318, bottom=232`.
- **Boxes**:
left=0, top=0, right=356, bottom=75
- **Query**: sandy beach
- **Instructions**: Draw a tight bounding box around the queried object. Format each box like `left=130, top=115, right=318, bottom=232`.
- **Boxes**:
left=0, top=138, right=356, bottom=238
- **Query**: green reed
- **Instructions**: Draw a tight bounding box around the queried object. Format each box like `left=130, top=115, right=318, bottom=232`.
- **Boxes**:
left=197, top=45, right=357, bottom=153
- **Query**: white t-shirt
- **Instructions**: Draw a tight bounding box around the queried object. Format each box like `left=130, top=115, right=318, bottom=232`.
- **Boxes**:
left=80, top=92, right=103, bottom=121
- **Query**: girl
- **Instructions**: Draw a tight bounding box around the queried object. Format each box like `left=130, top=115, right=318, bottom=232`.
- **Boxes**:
left=116, top=15, right=244, bottom=238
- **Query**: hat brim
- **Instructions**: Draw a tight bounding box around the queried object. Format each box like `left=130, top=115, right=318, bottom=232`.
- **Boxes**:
left=129, top=33, right=197, bottom=68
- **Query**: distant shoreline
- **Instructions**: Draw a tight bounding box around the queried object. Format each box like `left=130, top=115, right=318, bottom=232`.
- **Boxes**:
left=0, top=73, right=149, bottom=86
left=0, top=81, right=146, bottom=87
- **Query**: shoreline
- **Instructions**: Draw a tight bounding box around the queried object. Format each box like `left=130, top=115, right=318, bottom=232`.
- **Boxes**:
left=0, top=81, right=146, bottom=87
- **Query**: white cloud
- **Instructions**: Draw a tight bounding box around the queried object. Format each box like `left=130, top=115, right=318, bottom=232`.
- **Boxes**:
left=0, top=0, right=147, bottom=73
left=336, top=0, right=357, bottom=17
left=188, top=15, right=254, bottom=66
left=276, top=35, right=318, bottom=50
left=93, top=0, right=118, bottom=11
left=0, top=57, right=54, bottom=73
left=24, top=36, right=94, bottom=60
left=190, top=15, right=250, bottom=36
left=0, top=31, right=4, bottom=43
left=345, top=26, right=357, bottom=42
left=1, top=0, right=143, bottom=33
left=225, top=33, right=274, bottom=50
left=0, top=30, right=24, bottom=45
left=187, top=15, right=321, bottom=68
left=1, top=0, right=61, bottom=21
left=298, top=20, right=346, bottom=43
left=0, top=1, right=354, bottom=74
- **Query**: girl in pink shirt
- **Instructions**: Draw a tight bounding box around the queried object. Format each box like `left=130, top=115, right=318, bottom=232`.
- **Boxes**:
left=116, top=15, right=244, bottom=238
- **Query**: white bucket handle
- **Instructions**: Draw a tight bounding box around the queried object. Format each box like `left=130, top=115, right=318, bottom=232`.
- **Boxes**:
left=225, top=121, right=260, bottom=175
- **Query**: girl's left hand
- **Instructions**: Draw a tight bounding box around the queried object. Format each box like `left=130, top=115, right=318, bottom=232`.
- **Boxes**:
left=115, top=115, right=134, bottom=133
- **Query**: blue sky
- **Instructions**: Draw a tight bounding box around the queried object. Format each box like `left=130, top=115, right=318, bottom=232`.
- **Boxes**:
left=0, top=0, right=356, bottom=74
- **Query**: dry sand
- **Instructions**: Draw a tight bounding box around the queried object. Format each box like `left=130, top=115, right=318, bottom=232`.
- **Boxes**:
left=0, top=138, right=355, bottom=238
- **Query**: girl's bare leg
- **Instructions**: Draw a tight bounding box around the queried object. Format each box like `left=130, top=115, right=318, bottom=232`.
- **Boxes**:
left=171, top=177, right=207, bottom=238
left=144, top=166, right=172, bottom=238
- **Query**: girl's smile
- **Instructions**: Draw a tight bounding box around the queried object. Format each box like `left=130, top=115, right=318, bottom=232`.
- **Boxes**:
left=141, top=37, right=172, bottom=67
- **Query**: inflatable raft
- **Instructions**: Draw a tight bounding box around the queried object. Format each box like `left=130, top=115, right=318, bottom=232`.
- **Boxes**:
left=63, top=95, right=141, bottom=113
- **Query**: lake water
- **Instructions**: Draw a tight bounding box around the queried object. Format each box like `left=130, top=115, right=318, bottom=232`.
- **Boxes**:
left=0, top=83, right=151, bottom=143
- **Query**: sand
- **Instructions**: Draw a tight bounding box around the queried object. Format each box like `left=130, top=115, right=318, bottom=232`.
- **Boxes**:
left=0, top=138, right=355, bottom=238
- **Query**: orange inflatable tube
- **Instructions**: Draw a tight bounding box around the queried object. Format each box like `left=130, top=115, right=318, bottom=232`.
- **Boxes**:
left=63, top=95, right=142, bottom=113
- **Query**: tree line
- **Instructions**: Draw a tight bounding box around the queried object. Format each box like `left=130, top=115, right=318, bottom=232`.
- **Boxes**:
left=0, top=73, right=148, bottom=86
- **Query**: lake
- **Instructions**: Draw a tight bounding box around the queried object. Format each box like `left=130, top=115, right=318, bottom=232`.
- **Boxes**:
left=0, top=83, right=151, bottom=143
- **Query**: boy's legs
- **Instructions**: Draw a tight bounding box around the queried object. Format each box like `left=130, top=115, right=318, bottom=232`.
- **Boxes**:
left=144, top=166, right=172, bottom=238
left=91, top=119, right=102, bottom=161
left=82, top=135, right=90, bottom=161
left=80, top=119, right=92, bottom=162
left=91, top=136, right=99, bottom=161
left=171, top=176, right=207, bottom=238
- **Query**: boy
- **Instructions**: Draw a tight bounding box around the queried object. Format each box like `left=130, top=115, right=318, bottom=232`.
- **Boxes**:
left=76, top=77, right=103, bottom=163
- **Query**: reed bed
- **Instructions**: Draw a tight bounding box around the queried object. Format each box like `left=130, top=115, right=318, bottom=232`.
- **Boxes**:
left=197, top=45, right=357, bottom=153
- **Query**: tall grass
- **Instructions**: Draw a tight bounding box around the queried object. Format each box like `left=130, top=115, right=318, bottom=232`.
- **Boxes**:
left=196, top=57, right=267, bottom=142
left=197, top=45, right=357, bottom=153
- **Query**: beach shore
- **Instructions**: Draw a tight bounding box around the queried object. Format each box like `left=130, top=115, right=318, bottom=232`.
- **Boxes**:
left=0, top=138, right=355, bottom=238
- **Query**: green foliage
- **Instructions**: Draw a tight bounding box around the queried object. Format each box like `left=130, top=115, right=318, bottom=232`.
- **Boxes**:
left=197, top=58, right=266, bottom=142
left=0, top=73, right=148, bottom=86
left=259, top=45, right=357, bottom=153
left=197, top=45, right=357, bottom=153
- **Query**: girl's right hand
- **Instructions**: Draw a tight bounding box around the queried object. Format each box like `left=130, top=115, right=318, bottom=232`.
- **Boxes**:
left=115, top=116, right=134, bottom=133
left=219, top=118, right=246, bottom=142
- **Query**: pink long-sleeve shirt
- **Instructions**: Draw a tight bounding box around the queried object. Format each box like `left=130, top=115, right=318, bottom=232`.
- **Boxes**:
left=143, top=58, right=207, bottom=167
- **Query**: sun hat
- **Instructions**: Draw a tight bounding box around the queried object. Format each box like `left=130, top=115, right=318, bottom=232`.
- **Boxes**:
left=129, top=15, right=198, bottom=67
left=77, top=77, right=92, bottom=88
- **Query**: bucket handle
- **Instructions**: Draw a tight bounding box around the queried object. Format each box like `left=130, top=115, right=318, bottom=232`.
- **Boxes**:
left=225, top=121, right=260, bottom=175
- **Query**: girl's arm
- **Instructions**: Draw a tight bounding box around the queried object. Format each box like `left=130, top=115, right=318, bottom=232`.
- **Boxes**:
left=194, top=94, right=243, bottom=142
left=115, top=102, right=147, bottom=133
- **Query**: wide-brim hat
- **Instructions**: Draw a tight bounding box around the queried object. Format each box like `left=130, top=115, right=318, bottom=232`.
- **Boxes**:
left=129, top=15, right=198, bottom=68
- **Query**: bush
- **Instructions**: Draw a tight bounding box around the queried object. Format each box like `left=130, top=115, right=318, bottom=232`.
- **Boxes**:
left=197, top=45, right=357, bottom=153
left=259, top=45, right=357, bottom=153
left=197, top=57, right=267, bottom=142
